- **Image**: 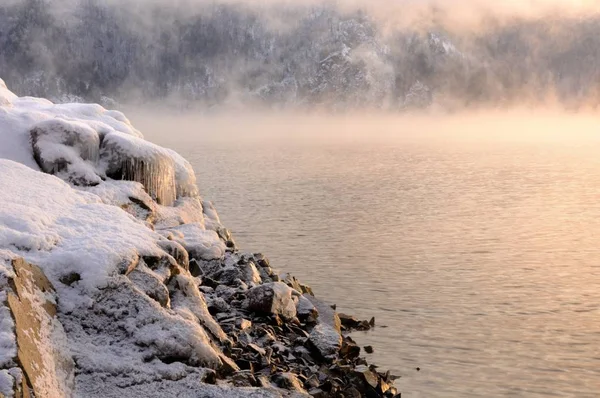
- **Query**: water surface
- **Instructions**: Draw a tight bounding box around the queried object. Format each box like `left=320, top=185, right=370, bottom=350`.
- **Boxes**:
left=134, top=112, right=600, bottom=397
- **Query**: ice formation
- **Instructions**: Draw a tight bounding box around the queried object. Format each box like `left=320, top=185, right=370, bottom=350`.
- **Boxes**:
left=100, top=132, right=178, bottom=205
left=0, top=78, right=193, bottom=204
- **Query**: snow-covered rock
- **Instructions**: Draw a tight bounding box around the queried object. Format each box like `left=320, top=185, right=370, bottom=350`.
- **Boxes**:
left=0, top=80, right=396, bottom=397
left=245, top=282, right=299, bottom=321
left=0, top=81, right=282, bottom=397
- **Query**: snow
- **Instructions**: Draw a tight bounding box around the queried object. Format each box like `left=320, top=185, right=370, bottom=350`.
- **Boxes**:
left=0, top=254, right=17, bottom=372
left=0, top=160, right=164, bottom=298
left=0, top=81, right=295, bottom=396
left=162, top=223, right=226, bottom=262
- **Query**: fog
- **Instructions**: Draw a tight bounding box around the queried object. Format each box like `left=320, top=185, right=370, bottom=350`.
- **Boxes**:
left=128, top=109, right=600, bottom=148
left=3, top=0, right=600, bottom=112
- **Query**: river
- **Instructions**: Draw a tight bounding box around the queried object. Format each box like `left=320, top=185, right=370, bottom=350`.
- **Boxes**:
left=133, top=111, right=600, bottom=397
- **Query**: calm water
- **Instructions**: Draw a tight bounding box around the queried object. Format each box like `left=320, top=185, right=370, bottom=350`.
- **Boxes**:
left=135, top=113, right=600, bottom=397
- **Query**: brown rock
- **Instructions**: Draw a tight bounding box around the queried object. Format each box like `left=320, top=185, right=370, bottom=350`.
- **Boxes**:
left=6, top=258, right=75, bottom=397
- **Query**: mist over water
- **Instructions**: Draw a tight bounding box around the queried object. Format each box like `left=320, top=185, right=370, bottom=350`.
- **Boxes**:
left=132, top=111, right=600, bottom=397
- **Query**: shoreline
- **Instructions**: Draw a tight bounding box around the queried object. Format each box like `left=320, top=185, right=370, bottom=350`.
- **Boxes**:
left=0, top=79, right=400, bottom=397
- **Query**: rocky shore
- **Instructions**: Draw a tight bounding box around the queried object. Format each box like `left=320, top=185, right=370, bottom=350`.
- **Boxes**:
left=0, top=79, right=400, bottom=397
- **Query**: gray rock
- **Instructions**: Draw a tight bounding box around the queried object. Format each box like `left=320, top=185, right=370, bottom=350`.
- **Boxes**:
left=305, top=296, right=342, bottom=360
left=272, top=372, right=307, bottom=393
left=296, top=294, right=318, bottom=322
left=245, top=282, right=298, bottom=321
left=30, top=119, right=102, bottom=187
left=128, top=266, right=170, bottom=308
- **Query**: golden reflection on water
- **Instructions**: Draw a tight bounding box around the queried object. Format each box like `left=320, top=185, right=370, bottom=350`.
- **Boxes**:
left=134, top=111, right=600, bottom=397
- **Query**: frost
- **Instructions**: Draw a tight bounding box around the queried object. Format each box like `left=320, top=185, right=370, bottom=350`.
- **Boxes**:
left=31, top=118, right=102, bottom=186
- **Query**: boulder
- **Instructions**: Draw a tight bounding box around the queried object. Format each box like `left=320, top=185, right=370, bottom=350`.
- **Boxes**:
left=4, top=257, right=75, bottom=397
left=305, top=296, right=342, bottom=360
left=245, top=282, right=298, bottom=321
left=296, top=294, right=318, bottom=322
left=31, top=118, right=102, bottom=186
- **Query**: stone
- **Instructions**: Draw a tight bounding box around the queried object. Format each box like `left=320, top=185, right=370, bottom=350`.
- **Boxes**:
left=31, top=119, right=102, bottom=187
left=216, top=227, right=237, bottom=250
left=128, top=266, right=170, bottom=308
left=364, top=345, right=374, bottom=354
left=305, top=296, right=342, bottom=360
left=338, top=313, right=361, bottom=328
left=208, top=297, right=230, bottom=313
left=157, top=240, right=189, bottom=270
left=5, top=258, right=75, bottom=396
left=239, top=261, right=262, bottom=285
left=59, top=272, right=81, bottom=286
left=245, top=282, right=298, bottom=321
left=247, top=343, right=267, bottom=356
left=213, top=266, right=243, bottom=285
left=217, top=354, right=240, bottom=377
left=272, top=372, right=307, bottom=393
left=237, top=318, right=252, bottom=330
left=296, top=294, right=318, bottom=322
left=308, top=324, right=342, bottom=360
left=253, top=253, right=270, bottom=268
left=340, top=341, right=361, bottom=359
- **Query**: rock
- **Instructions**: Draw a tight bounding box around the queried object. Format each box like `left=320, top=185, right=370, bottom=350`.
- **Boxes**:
left=208, top=297, right=230, bottom=314
left=157, top=240, right=189, bottom=270
left=272, top=372, right=307, bottom=393
left=128, top=266, right=170, bottom=308
left=344, top=387, right=362, bottom=398
left=253, top=253, right=270, bottom=268
left=296, top=294, right=318, bottom=322
left=338, top=313, right=361, bottom=328
left=168, top=274, right=230, bottom=344
left=308, top=388, right=327, bottom=398
left=305, top=296, right=342, bottom=360
left=237, top=318, right=252, bottom=331
left=215, top=285, right=237, bottom=301
left=281, top=273, right=303, bottom=293
left=247, top=343, right=267, bottom=356
left=216, top=227, right=237, bottom=250
left=5, top=258, right=75, bottom=396
left=245, top=282, right=298, bottom=321
left=364, top=345, right=374, bottom=354
left=239, top=261, right=262, bottom=285
left=100, top=131, right=178, bottom=205
left=217, top=354, right=240, bottom=377
left=59, top=272, right=81, bottom=286
left=340, top=340, right=361, bottom=359
left=31, top=119, right=102, bottom=187
left=339, top=313, right=372, bottom=331
left=213, top=266, right=243, bottom=285
left=308, top=324, right=342, bottom=360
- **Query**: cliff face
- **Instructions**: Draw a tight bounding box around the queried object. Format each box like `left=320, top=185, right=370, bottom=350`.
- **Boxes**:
left=0, top=79, right=399, bottom=398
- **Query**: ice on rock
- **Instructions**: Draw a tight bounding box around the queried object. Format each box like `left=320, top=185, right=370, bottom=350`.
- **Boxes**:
left=165, top=148, right=199, bottom=198
left=100, top=132, right=178, bottom=205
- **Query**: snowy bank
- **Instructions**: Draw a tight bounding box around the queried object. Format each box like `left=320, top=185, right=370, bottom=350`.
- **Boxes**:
left=0, top=79, right=399, bottom=398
